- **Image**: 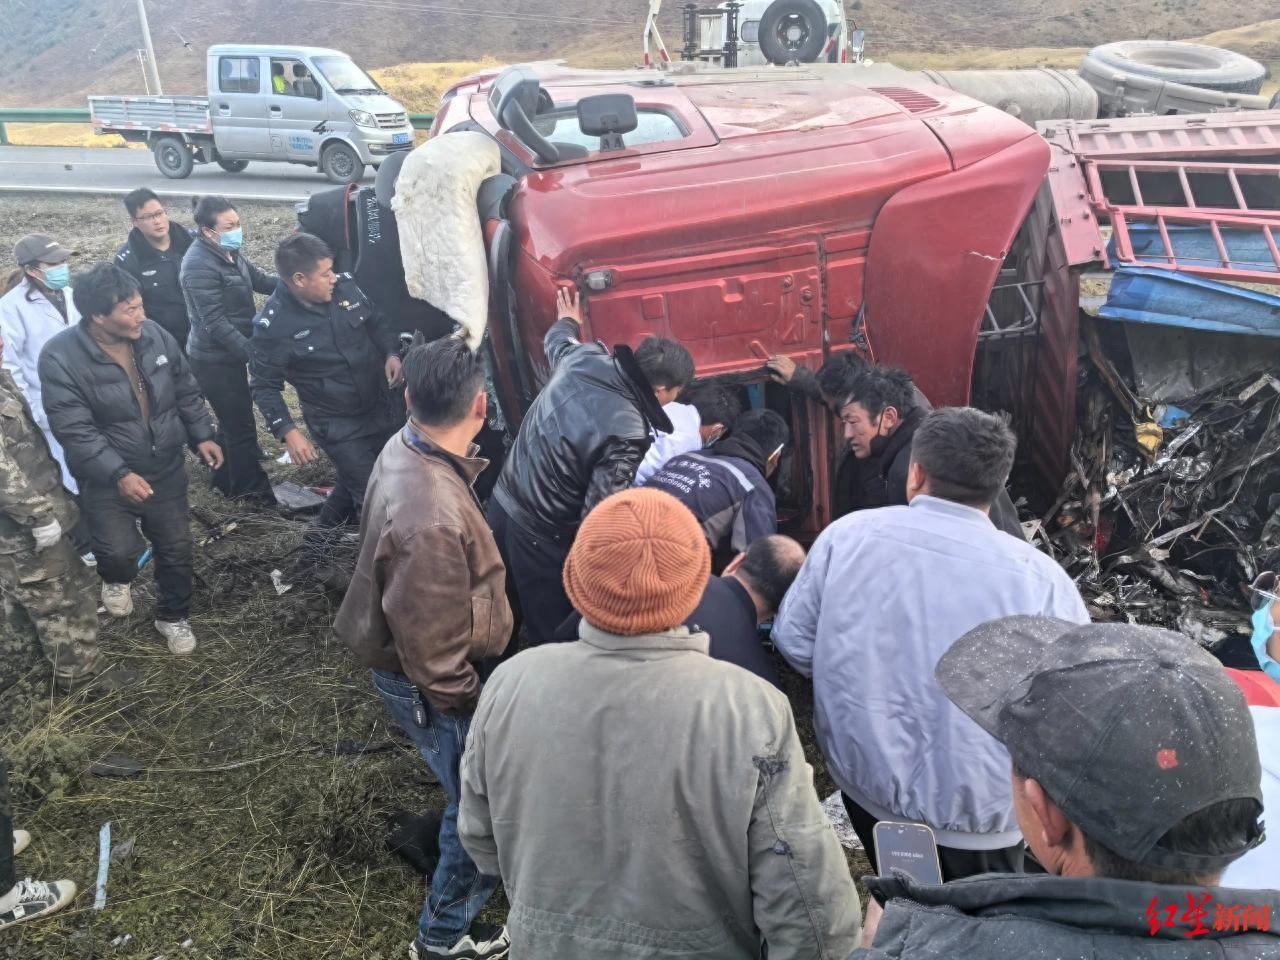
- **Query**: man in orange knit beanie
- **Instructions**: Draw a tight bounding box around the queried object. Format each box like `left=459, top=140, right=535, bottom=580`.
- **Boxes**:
left=459, top=487, right=861, bottom=960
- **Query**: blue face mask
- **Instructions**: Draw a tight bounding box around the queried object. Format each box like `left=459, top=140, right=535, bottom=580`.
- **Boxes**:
left=1250, top=600, right=1280, bottom=683
left=218, top=228, right=244, bottom=251
left=41, top=264, right=71, bottom=290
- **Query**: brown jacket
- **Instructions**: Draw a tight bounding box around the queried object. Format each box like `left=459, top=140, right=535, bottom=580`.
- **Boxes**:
left=334, top=421, right=512, bottom=714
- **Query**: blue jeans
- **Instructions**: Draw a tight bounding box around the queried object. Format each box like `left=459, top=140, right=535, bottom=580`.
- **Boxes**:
left=373, top=670, right=499, bottom=948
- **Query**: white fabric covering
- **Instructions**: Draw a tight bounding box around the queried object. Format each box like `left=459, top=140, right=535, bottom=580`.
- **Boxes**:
left=392, top=131, right=501, bottom=349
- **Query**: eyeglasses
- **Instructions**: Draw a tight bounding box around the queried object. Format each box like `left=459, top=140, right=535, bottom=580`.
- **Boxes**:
left=134, top=210, right=168, bottom=223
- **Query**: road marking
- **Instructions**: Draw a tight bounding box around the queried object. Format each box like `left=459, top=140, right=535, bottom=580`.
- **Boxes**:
left=0, top=184, right=309, bottom=201
left=0, top=158, right=149, bottom=168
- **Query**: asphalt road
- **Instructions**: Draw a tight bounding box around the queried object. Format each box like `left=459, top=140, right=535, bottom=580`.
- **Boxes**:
left=0, top=145, right=373, bottom=201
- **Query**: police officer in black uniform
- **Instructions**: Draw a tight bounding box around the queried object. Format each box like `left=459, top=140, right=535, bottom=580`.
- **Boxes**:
left=114, top=189, right=195, bottom=349
left=249, top=233, right=403, bottom=532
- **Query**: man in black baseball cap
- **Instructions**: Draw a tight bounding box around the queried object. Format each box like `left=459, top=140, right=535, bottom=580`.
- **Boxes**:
left=854, top=618, right=1279, bottom=960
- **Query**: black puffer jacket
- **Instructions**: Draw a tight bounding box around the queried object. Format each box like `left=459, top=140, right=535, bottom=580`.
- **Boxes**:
left=180, top=236, right=276, bottom=363
left=114, top=222, right=194, bottom=348
left=37, top=321, right=215, bottom=488
left=492, top=318, right=659, bottom=540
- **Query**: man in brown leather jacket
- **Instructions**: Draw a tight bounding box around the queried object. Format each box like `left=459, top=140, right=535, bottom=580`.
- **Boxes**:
left=334, top=336, right=512, bottom=960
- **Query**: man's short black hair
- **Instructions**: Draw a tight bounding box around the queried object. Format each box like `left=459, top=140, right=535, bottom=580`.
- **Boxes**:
left=191, top=195, right=236, bottom=230
left=816, top=351, right=867, bottom=402
left=124, top=188, right=160, bottom=219
left=681, top=379, right=741, bottom=428
left=1012, top=765, right=1260, bottom=886
left=733, top=408, right=790, bottom=457
left=635, top=337, right=695, bottom=391
left=843, top=366, right=914, bottom=418
left=910, top=407, right=1015, bottom=508
left=736, top=535, right=805, bottom=613
left=404, top=336, right=485, bottom=427
left=72, top=262, right=141, bottom=322
left=276, top=232, right=333, bottom=280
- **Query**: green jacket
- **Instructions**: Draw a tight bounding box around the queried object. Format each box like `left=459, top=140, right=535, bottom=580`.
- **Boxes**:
left=460, top=620, right=862, bottom=960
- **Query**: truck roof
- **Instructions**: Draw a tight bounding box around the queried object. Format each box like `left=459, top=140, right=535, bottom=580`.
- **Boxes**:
left=206, top=44, right=352, bottom=59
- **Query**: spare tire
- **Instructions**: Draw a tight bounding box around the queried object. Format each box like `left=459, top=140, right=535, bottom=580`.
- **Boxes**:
left=1085, top=40, right=1266, bottom=94
left=758, top=0, right=828, bottom=66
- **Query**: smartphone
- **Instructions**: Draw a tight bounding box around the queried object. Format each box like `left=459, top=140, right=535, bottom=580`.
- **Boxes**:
left=874, top=821, right=943, bottom=885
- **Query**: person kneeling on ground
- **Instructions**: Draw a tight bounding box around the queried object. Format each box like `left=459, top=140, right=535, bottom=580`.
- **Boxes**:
left=644, top=407, right=789, bottom=567
left=853, top=617, right=1279, bottom=958
left=555, top=533, right=805, bottom=687
left=38, top=263, right=222, bottom=655
left=335, top=336, right=512, bottom=959
left=460, top=488, right=861, bottom=960
left=774, top=407, right=1088, bottom=880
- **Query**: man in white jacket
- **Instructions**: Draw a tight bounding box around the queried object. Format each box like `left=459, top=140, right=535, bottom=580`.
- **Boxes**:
left=773, top=406, right=1089, bottom=881
left=0, top=236, right=80, bottom=494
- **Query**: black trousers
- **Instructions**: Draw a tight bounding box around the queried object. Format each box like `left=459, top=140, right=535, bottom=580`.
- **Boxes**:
left=841, top=792, right=1025, bottom=882
left=83, top=468, right=193, bottom=621
left=188, top=356, right=274, bottom=503
left=486, top=498, right=572, bottom=649
left=0, top=757, right=12, bottom=894
left=313, top=426, right=393, bottom=529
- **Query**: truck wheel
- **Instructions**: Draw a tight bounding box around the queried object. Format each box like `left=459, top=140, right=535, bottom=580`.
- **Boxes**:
left=1084, top=41, right=1266, bottom=94
left=153, top=136, right=194, bottom=179
left=1271, top=90, right=1280, bottom=110
left=215, top=156, right=249, bottom=173
left=320, top=142, right=364, bottom=184
left=758, top=0, right=828, bottom=66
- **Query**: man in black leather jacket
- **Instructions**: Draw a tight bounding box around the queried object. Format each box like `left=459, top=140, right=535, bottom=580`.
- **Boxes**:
left=487, top=288, right=694, bottom=648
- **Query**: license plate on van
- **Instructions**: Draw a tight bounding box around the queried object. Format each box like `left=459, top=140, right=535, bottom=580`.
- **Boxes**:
left=392, top=132, right=411, bottom=145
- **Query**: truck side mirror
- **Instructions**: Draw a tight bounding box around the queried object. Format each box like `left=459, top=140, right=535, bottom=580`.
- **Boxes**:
left=577, top=94, right=638, bottom=152
left=850, top=28, right=866, bottom=62
left=488, top=66, right=560, bottom=164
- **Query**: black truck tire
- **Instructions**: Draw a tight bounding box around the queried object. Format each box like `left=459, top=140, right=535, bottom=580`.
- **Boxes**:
left=153, top=136, right=194, bottom=179
left=1271, top=90, right=1280, bottom=110
left=1084, top=41, right=1266, bottom=94
left=758, top=0, right=828, bottom=66
left=321, top=142, right=365, bottom=184
left=215, top=156, right=249, bottom=173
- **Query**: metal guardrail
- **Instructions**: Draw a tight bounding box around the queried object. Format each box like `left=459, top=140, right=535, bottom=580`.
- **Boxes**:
left=0, top=107, right=435, bottom=144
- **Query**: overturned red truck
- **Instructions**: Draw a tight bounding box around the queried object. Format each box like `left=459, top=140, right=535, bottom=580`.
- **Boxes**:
left=298, top=61, right=1280, bottom=538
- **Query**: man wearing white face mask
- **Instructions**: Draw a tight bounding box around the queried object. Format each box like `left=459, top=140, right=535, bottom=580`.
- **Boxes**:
left=0, top=236, right=80, bottom=496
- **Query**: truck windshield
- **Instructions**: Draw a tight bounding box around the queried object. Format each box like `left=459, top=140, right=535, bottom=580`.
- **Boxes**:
left=313, top=56, right=382, bottom=95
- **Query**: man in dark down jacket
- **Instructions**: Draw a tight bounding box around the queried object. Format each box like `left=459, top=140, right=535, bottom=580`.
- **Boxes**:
left=644, top=407, right=788, bottom=568
left=114, top=189, right=194, bottom=349
left=39, top=264, right=221, bottom=656
left=839, top=365, right=1024, bottom=538
left=486, top=287, right=694, bottom=647
left=249, top=233, right=402, bottom=534
left=854, top=617, right=1280, bottom=959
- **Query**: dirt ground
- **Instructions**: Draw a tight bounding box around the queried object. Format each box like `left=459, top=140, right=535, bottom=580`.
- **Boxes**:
left=0, top=193, right=869, bottom=958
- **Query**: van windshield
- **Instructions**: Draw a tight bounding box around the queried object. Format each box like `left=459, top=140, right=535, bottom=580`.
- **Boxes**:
left=313, top=56, right=382, bottom=95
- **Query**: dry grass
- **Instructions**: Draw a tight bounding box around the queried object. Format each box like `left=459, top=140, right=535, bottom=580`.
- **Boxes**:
left=4, top=124, right=135, bottom=149
left=370, top=59, right=504, bottom=114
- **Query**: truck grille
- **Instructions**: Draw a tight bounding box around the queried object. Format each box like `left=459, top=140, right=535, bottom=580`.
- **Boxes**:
left=376, top=112, right=409, bottom=129
left=868, top=87, right=942, bottom=114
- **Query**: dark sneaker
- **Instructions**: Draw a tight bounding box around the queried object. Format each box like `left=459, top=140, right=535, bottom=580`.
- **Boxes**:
left=0, top=878, right=77, bottom=930
left=410, top=923, right=510, bottom=959
left=384, top=809, right=443, bottom=876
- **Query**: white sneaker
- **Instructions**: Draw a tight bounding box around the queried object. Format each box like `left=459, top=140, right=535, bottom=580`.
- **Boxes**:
left=155, top=619, right=197, bottom=656
left=101, top=582, right=133, bottom=617
left=80, top=552, right=97, bottom=568
left=12, top=830, right=29, bottom=857
left=0, top=878, right=77, bottom=930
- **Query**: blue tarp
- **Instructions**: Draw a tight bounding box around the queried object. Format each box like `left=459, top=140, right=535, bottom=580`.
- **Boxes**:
left=1109, top=223, right=1279, bottom=275
left=1099, top=266, right=1280, bottom=338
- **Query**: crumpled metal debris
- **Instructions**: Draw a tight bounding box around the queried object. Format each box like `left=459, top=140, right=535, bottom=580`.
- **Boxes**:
left=1034, top=322, right=1280, bottom=651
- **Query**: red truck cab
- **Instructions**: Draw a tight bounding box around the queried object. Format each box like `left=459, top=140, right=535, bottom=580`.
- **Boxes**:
left=432, top=63, right=1051, bottom=535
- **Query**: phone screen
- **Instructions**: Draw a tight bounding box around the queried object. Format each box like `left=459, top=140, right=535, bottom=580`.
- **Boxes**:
left=873, top=821, right=943, bottom=886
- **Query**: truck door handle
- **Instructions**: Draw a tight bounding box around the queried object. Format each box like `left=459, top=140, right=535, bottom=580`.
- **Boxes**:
left=217, top=103, right=231, bottom=115
left=269, top=106, right=283, bottom=116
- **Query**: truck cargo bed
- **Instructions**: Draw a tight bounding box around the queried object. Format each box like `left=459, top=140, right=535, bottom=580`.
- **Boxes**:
left=88, top=95, right=212, bottom=134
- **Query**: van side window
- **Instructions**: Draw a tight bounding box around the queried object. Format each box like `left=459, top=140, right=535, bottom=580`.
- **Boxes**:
left=271, top=59, right=319, bottom=98
left=219, top=57, right=261, bottom=94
